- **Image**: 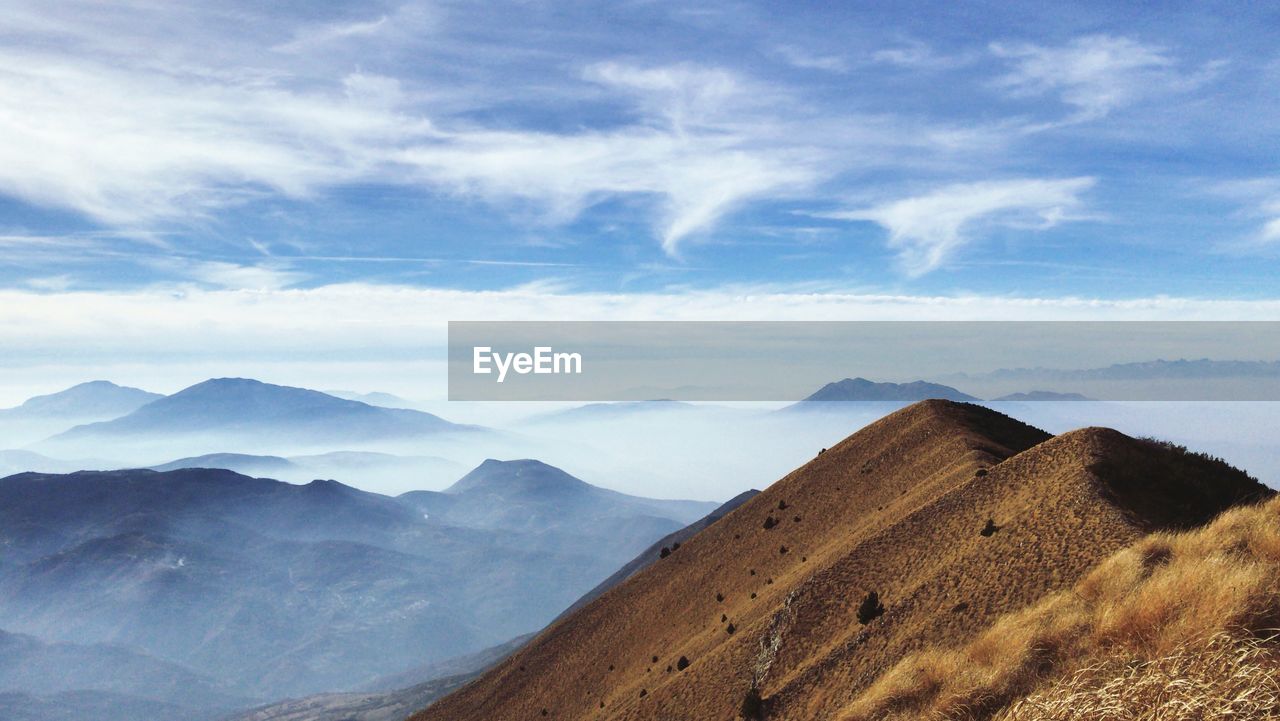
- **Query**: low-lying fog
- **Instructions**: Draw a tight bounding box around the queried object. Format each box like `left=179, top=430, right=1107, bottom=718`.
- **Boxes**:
left=7, top=400, right=1278, bottom=500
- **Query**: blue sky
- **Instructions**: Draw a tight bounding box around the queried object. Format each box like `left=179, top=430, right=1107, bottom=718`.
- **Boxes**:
left=1, top=0, right=1277, bottom=299
left=2, top=1, right=1280, bottom=401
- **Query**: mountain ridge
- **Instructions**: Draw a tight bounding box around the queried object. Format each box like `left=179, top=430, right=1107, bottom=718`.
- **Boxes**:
left=0, top=459, right=712, bottom=709
left=411, top=400, right=1268, bottom=721
left=0, top=381, right=161, bottom=419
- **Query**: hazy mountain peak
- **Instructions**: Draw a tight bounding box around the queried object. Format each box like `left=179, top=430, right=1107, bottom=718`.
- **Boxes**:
left=800, top=377, right=980, bottom=403
left=3, top=380, right=162, bottom=417
left=41, top=377, right=467, bottom=451
left=444, top=459, right=591, bottom=497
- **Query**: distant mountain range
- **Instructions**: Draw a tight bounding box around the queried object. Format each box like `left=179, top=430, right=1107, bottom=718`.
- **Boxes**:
left=951, top=358, right=1280, bottom=382
left=0, top=381, right=164, bottom=447
left=399, top=460, right=712, bottom=555
left=0, top=461, right=714, bottom=720
left=0, top=381, right=161, bottom=420
left=223, top=482, right=756, bottom=721
left=221, top=635, right=532, bottom=721
left=36, top=378, right=478, bottom=456
left=0, top=629, right=247, bottom=721
left=149, top=451, right=466, bottom=490
left=783, top=378, right=979, bottom=409
left=783, top=378, right=1098, bottom=408
left=990, top=390, right=1092, bottom=401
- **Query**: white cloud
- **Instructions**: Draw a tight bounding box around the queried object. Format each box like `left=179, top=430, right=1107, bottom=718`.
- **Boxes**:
left=180, top=261, right=307, bottom=290
left=822, top=178, right=1096, bottom=275
left=274, top=15, right=391, bottom=54
left=1255, top=194, right=1280, bottom=244
left=772, top=45, right=848, bottom=73
left=1210, top=179, right=1280, bottom=246
left=991, top=35, right=1220, bottom=124
left=1265, top=217, right=1280, bottom=242
left=0, top=39, right=821, bottom=256
left=871, top=41, right=972, bottom=71
left=0, top=4, right=1019, bottom=260
left=0, top=51, right=426, bottom=225
left=0, top=282, right=1276, bottom=405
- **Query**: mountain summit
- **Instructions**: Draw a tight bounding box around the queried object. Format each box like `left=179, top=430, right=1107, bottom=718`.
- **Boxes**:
left=40, top=378, right=470, bottom=451
left=412, top=400, right=1267, bottom=721
left=0, top=380, right=162, bottom=418
left=796, top=377, right=979, bottom=403
left=401, top=459, right=715, bottom=544
left=444, top=459, right=595, bottom=497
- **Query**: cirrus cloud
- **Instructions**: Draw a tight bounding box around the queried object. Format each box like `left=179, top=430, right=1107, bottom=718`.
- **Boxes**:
left=990, top=35, right=1222, bottom=125
left=821, top=177, right=1096, bottom=276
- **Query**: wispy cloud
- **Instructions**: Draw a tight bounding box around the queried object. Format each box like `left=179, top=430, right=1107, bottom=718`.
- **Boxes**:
left=0, top=35, right=819, bottom=256
left=821, top=178, right=1096, bottom=276
left=772, top=45, right=848, bottom=73
left=871, top=40, right=973, bottom=71
left=1209, top=179, right=1280, bottom=248
left=0, top=3, right=1021, bottom=262
left=0, top=3, right=1264, bottom=288
left=990, top=35, right=1221, bottom=125
left=274, top=15, right=391, bottom=53
left=180, top=261, right=307, bottom=290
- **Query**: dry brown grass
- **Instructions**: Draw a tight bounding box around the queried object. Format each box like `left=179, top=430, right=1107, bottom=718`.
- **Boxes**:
left=841, top=496, right=1280, bottom=721
left=1000, top=633, right=1280, bottom=720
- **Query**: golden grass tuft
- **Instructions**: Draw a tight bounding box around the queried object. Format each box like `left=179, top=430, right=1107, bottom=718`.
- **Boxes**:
left=999, top=632, right=1280, bottom=720
left=841, top=497, right=1280, bottom=721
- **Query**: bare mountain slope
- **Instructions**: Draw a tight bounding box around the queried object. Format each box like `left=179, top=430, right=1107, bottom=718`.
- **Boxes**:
left=412, top=400, right=1267, bottom=721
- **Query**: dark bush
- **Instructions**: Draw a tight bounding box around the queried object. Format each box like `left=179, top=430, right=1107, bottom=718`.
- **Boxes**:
left=677, top=655, right=690, bottom=671
left=975, top=468, right=988, bottom=477
left=778, top=500, right=788, bottom=510
left=763, top=516, right=778, bottom=530
left=660, top=546, right=672, bottom=558
left=857, top=590, right=885, bottom=625
left=779, top=545, right=788, bottom=555
left=726, top=623, right=736, bottom=635
left=716, top=592, right=724, bottom=602
left=980, top=519, right=1000, bottom=537
left=741, top=685, right=765, bottom=720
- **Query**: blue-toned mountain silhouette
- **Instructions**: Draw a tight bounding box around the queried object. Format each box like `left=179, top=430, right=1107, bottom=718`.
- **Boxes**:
left=39, top=378, right=475, bottom=453
left=0, top=459, right=712, bottom=719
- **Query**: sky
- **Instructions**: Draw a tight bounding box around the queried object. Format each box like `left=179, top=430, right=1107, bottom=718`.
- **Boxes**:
left=1, top=1, right=1279, bottom=400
